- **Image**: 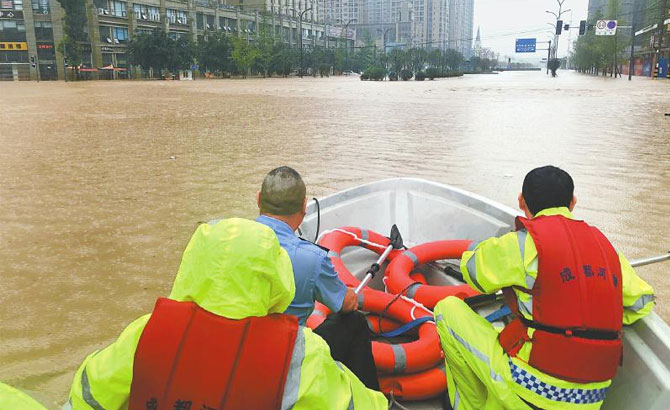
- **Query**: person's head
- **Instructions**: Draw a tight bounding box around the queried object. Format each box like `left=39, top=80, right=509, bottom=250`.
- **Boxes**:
left=518, top=165, right=577, bottom=218
left=257, top=166, right=307, bottom=230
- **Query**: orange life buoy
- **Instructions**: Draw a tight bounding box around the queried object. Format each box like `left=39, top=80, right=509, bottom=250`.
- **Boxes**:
left=306, top=287, right=442, bottom=374
left=385, top=240, right=480, bottom=309
left=318, top=227, right=402, bottom=287
left=379, top=365, right=447, bottom=401
left=360, top=288, right=442, bottom=374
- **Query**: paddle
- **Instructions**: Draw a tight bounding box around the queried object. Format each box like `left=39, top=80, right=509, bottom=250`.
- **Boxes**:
left=354, top=224, right=404, bottom=294
left=630, top=252, right=670, bottom=268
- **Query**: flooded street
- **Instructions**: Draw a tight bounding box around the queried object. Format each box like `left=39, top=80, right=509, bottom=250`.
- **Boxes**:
left=1, top=71, right=669, bottom=405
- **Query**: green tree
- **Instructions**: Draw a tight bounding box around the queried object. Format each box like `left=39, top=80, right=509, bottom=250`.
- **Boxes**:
left=128, top=30, right=172, bottom=76
left=170, top=35, right=196, bottom=72
left=198, top=31, right=234, bottom=75
left=388, top=48, right=408, bottom=73
left=232, top=37, right=259, bottom=77
left=444, top=48, right=464, bottom=72
left=408, top=48, right=428, bottom=73
left=56, top=0, right=87, bottom=75
left=270, top=42, right=297, bottom=76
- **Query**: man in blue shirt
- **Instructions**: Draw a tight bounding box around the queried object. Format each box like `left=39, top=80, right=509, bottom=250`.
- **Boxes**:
left=256, top=166, right=379, bottom=390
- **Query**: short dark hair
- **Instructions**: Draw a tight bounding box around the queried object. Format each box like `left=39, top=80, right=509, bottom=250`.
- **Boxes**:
left=260, top=166, right=306, bottom=215
left=522, top=166, right=574, bottom=215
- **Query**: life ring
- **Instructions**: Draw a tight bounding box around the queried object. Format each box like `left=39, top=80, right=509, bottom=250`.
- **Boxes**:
left=361, top=288, right=442, bottom=374
left=318, top=227, right=402, bottom=287
left=385, top=241, right=480, bottom=309
left=305, top=287, right=441, bottom=374
left=379, top=365, right=447, bottom=401
left=305, top=302, right=331, bottom=329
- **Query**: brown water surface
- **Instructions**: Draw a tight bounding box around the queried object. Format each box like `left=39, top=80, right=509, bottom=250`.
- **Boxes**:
left=1, top=72, right=669, bottom=405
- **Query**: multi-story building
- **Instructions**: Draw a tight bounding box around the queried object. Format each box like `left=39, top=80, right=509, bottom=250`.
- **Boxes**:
left=318, top=0, right=357, bottom=25
left=1, top=0, right=347, bottom=80
left=0, top=0, right=66, bottom=80
left=346, top=0, right=472, bottom=53
left=447, top=0, right=473, bottom=57
left=355, top=0, right=413, bottom=48
left=587, top=0, right=649, bottom=29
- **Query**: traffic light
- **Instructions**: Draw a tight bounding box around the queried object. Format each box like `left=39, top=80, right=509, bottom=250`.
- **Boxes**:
left=30, top=56, right=36, bottom=68
left=556, top=20, right=563, bottom=35
left=579, top=20, right=587, bottom=35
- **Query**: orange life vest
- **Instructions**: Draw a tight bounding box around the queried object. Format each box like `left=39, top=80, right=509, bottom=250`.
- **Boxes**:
left=498, top=215, right=623, bottom=383
left=128, top=297, right=299, bottom=410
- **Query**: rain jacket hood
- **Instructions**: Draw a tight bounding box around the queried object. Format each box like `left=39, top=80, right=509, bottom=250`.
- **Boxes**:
left=168, top=218, right=295, bottom=319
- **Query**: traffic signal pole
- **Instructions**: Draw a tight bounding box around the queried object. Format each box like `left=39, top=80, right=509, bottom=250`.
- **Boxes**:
left=629, top=13, right=636, bottom=80
left=547, top=40, right=552, bottom=74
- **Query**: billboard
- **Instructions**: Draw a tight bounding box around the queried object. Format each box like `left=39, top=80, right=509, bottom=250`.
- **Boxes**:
left=326, top=26, right=356, bottom=41
left=515, top=38, right=536, bottom=53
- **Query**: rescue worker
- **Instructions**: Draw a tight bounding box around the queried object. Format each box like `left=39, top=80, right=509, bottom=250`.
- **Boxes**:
left=435, top=165, right=655, bottom=410
left=256, top=166, right=380, bottom=390
left=65, top=218, right=387, bottom=410
left=0, top=382, right=48, bottom=410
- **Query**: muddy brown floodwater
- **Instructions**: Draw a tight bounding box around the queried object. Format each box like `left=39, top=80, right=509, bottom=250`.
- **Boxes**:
left=1, top=71, right=669, bottom=406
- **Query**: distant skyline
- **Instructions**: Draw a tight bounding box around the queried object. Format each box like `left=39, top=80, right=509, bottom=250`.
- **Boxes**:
left=473, top=0, right=590, bottom=62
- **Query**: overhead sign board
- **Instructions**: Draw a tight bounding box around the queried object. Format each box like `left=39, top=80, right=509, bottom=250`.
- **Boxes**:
left=515, top=38, right=536, bottom=53
left=595, top=20, right=617, bottom=36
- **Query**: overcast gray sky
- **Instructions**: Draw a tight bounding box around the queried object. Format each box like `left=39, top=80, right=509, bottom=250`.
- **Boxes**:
left=473, top=0, right=590, bottom=62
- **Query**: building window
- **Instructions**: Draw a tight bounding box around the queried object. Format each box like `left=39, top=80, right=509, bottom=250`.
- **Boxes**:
left=0, top=20, right=27, bottom=42
left=34, top=21, right=53, bottom=41
left=133, top=4, right=160, bottom=21
left=113, top=26, right=128, bottom=43
left=109, top=0, right=127, bottom=17
left=99, top=25, right=113, bottom=43
left=166, top=9, right=187, bottom=25
left=1, top=0, right=23, bottom=10
left=31, top=0, right=49, bottom=14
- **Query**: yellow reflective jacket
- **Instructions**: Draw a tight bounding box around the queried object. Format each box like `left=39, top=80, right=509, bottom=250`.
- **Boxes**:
left=66, top=218, right=387, bottom=410
left=461, top=207, right=655, bottom=328
left=0, top=382, right=49, bottom=410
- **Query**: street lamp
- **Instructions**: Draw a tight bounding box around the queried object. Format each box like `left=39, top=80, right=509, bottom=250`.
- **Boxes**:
left=377, top=27, right=392, bottom=52
left=545, top=0, right=571, bottom=59
left=292, top=6, right=313, bottom=77
left=336, top=18, right=357, bottom=71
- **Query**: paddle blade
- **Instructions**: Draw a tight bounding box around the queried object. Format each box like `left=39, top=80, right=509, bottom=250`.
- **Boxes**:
left=390, top=224, right=404, bottom=249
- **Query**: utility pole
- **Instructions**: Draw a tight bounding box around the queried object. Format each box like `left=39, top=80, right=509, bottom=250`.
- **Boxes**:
left=547, top=40, right=552, bottom=74
left=293, top=7, right=313, bottom=78
left=655, top=0, right=668, bottom=78
left=629, top=16, right=636, bottom=80
left=339, top=18, right=357, bottom=71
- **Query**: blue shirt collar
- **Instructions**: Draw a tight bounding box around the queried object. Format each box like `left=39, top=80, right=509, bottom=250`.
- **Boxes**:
left=256, top=214, right=296, bottom=236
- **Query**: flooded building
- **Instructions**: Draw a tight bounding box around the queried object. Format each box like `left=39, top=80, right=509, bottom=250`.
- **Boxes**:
left=0, top=0, right=64, bottom=81
left=0, top=0, right=343, bottom=81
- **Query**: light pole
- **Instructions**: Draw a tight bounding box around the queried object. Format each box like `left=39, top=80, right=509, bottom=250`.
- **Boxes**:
left=377, top=27, right=392, bottom=52
left=292, top=7, right=313, bottom=77
left=546, top=0, right=571, bottom=59
left=338, top=18, right=357, bottom=71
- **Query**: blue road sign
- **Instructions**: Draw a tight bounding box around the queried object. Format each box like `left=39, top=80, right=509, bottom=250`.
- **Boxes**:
left=515, top=38, right=537, bottom=53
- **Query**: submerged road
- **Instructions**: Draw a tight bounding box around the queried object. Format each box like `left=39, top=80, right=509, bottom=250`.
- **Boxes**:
left=1, top=71, right=669, bottom=405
